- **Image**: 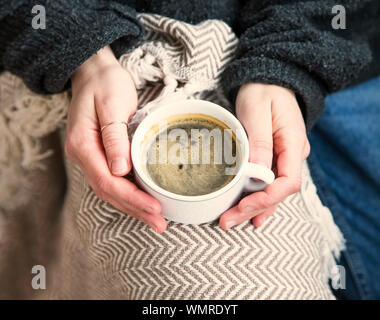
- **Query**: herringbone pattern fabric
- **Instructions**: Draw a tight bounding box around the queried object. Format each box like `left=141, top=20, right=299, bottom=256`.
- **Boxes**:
left=138, top=14, right=238, bottom=79
left=47, top=14, right=342, bottom=299
left=51, top=154, right=337, bottom=299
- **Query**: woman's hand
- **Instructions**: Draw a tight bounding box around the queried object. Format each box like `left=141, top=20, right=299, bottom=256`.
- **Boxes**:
left=220, top=83, right=310, bottom=229
left=65, top=45, right=166, bottom=233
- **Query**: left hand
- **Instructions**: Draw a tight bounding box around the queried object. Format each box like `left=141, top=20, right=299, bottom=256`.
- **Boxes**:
left=66, top=45, right=166, bottom=233
left=219, top=83, right=310, bottom=229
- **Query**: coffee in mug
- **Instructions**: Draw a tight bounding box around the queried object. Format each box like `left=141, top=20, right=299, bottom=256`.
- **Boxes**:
left=145, top=114, right=239, bottom=196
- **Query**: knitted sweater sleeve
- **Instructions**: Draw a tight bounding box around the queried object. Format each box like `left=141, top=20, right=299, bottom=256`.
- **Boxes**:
left=0, top=0, right=143, bottom=94
left=221, top=0, right=373, bottom=130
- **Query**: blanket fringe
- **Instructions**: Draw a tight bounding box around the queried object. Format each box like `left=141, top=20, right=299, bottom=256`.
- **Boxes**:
left=301, top=164, right=346, bottom=283
left=0, top=73, right=68, bottom=209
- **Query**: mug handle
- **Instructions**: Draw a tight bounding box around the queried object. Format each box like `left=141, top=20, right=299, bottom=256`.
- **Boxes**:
left=243, top=162, right=275, bottom=193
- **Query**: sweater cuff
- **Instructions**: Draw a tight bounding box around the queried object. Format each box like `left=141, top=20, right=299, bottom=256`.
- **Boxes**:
left=220, top=56, right=327, bottom=131
left=3, top=2, right=144, bottom=94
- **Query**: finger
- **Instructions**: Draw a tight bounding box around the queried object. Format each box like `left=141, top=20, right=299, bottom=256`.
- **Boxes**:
left=219, top=205, right=265, bottom=230
left=70, top=130, right=165, bottom=232
left=252, top=205, right=277, bottom=228
left=237, top=99, right=273, bottom=169
left=96, top=95, right=131, bottom=176
left=78, top=133, right=162, bottom=213
left=82, top=150, right=166, bottom=233
left=106, top=193, right=167, bottom=233
left=238, top=134, right=303, bottom=214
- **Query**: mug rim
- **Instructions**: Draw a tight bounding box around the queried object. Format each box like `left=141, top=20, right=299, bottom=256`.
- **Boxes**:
left=131, top=99, right=249, bottom=202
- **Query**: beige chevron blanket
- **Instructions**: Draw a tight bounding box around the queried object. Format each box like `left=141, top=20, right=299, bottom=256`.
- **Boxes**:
left=0, top=14, right=344, bottom=299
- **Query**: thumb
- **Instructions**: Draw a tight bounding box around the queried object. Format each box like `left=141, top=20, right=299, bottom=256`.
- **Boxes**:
left=237, top=100, right=273, bottom=169
left=96, top=97, right=132, bottom=176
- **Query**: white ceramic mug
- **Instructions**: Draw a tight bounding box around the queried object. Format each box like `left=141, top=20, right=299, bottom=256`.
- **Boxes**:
left=131, top=99, right=275, bottom=224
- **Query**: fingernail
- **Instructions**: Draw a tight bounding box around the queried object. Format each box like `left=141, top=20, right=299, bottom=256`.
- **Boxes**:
left=151, top=224, right=159, bottom=233
left=243, top=206, right=254, bottom=214
left=256, top=217, right=267, bottom=228
left=144, top=207, right=156, bottom=215
left=111, top=158, right=127, bottom=175
left=225, top=220, right=236, bottom=229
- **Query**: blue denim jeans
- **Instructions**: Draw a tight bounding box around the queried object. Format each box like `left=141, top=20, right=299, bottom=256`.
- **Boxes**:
left=308, top=76, right=380, bottom=299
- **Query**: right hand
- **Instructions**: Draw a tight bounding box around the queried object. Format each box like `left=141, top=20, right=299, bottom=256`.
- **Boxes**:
left=65, top=45, right=167, bottom=233
left=219, top=83, right=309, bottom=230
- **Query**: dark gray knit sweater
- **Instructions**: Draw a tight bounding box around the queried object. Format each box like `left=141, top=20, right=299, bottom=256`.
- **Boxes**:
left=1, top=0, right=379, bottom=129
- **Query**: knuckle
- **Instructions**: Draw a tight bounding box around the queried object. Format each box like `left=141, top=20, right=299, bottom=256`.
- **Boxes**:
left=257, top=193, right=272, bottom=208
left=252, top=139, right=273, bottom=153
left=244, top=193, right=272, bottom=209
left=101, top=129, right=125, bottom=150
left=93, top=174, right=111, bottom=201
left=100, top=95, right=119, bottom=110
left=65, top=132, right=84, bottom=159
left=123, top=185, right=139, bottom=204
left=289, top=178, right=302, bottom=194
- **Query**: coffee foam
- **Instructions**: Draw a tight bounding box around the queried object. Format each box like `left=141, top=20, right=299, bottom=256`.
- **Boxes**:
left=143, top=114, right=240, bottom=196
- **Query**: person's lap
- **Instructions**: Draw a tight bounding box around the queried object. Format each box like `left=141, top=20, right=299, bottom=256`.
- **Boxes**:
left=47, top=142, right=341, bottom=299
